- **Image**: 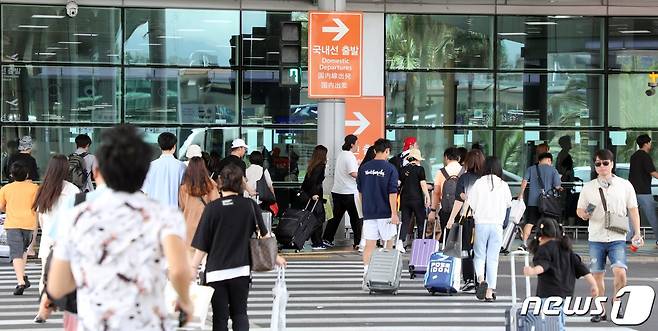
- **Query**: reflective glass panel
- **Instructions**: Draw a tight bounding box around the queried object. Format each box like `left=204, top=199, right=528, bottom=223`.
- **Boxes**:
left=386, top=72, right=494, bottom=126
left=2, top=5, right=121, bottom=64
left=608, top=73, right=658, bottom=128
left=124, top=68, right=238, bottom=124
left=139, top=127, right=239, bottom=162
left=242, top=128, right=316, bottom=182
left=242, top=70, right=312, bottom=125
left=241, top=11, right=308, bottom=68
left=497, top=73, right=603, bottom=127
left=386, top=14, right=493, bottom=70
left=124, top=8, right=239, bottom=67
left=608, top=17, right=658, bottom=71
left=497, top=16, right=604, bottom=71
left=1, top=65, right=120, bottom=123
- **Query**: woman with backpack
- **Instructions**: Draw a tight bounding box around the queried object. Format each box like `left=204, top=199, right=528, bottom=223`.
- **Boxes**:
left=467, top=156, right=512, bottom=302
left=32, top=154, right=80, bottom=323
left=301, top=145, right=329, bottom=250
left=179, top=157, right=220, bottom=254
left=398, top=149, right=431, bottom=251
left=245, top=151, right=275, bottom=211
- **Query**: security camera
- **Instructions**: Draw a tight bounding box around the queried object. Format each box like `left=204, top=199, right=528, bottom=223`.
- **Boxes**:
left=648, top=72, right=658, bottom=97
left=66, top=1, right=78, bottom=18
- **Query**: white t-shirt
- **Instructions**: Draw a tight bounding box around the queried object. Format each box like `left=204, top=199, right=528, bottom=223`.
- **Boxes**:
left=38, top=181, right=80, bottom=259
left=577, top=176, right=638, bottom=243
left=245, top=164, right=273, bottom=194
left=468, top=175, right=512, bottom=225
left=332, top=150, right=359, bottom=194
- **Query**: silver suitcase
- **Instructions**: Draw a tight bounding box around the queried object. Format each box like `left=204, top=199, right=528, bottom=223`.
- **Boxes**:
left=365, top=224, right=402, bottom=295
left=261, top=211, right=273, bottom=234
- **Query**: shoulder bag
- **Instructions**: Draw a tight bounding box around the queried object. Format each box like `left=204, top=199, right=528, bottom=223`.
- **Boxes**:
left=256, top=168, right=276, bottom=204
left=536, top=165, right=562, bottom=218
left=249, top=201, right=278, bottom=272
left=598, top=188, right=629, bottom=235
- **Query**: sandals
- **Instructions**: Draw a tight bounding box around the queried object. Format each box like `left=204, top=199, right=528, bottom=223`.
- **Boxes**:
left=485, top=292, right=497, bottom=302
left=476, top=281, right=488, bottom=300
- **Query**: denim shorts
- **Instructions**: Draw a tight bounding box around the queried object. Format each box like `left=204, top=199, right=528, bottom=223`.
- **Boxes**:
left=6, top=229, right=33, bottom=260
left=588, top=240, right=627, bottom=273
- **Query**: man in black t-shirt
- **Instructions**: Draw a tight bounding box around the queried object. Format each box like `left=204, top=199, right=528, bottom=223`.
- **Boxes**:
left=629, top=134, right=658, bottom=246
left=215, top=139, right=256, bottom=196
left=4, top=136, right=39, bottom=182
left=399, top=149, right=430, bottom=249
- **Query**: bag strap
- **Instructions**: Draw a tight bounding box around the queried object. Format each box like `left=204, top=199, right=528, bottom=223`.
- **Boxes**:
left=598, top=188, right=608, bottom=212
left=535, top=164, right=546, bottom=194
left=440, top=168, right=449, bottom=182
left=199, top=196, right=207, bottom=206
left=74, top=192, right=87, bottom=206
left=249, top=200, right=263, bottom=239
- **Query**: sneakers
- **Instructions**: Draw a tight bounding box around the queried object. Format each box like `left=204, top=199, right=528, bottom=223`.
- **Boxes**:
left=311, top=244, right=327, bottom=250
left=24, top=275, right=31, bottom=289
left=396, top=240, right=406, bottom=253
left=322, top=240, right=335, bottom=248
left=517, top=244, right=527, bottom=252
left=13, top=285, right=26, bottom=295
left=460, top=280, right=477, bottom=294
left=590, top=313, right=607, bottom=323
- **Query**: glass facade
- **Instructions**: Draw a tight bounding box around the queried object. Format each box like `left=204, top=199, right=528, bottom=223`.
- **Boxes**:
left=1, top=4, right=658, bottom=187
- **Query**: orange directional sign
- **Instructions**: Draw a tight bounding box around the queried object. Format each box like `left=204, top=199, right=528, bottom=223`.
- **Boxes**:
left=345, top=97, right=385, bottom=162
left=308, top=12, right=362, bottom=98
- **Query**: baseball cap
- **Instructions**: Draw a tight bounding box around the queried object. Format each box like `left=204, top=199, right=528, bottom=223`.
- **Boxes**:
left=403, top=137, right=417, bottom=151
left=231, top=138, right=248, bottom=150
left=406, top=148, right=425, bottom=161
left=185, top=144, right=202, bottom=159
left=18, top=136, right=33, bottom=151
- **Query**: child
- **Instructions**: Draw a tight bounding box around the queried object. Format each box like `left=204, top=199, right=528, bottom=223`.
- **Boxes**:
left=523, top=218, right=598, bottom=329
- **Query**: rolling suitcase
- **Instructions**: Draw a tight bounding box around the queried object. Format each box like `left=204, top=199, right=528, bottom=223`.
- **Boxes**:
left=505, top=251, right=562, bottom=331
left=423, top=235, right=461, bottom=295
left=261, top=211, right=273, bottom=234
left=501, top=200, right=526, bottom=255
left=408, top=218, right=439, bottom=279
left=365, top=224, right=403, bottom=295
left=275, top=200, right=320, bottom=250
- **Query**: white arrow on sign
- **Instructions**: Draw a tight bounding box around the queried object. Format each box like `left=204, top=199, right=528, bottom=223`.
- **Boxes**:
left=345, top=111, right=370, bottom=135
left=322, top=18, right=349, bottom=41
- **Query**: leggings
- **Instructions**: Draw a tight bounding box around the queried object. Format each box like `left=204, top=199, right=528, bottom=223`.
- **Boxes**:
left=400, top=199, right=426, bottom=240
left=209, top=276, right=251, bottom=331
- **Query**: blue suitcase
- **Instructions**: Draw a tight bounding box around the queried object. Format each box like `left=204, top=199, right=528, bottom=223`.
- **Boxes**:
left=423, top=250, right=461, bottom=295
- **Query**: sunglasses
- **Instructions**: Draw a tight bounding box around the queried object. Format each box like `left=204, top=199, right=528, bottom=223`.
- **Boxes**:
left=594, top=160, right=611, bottom=167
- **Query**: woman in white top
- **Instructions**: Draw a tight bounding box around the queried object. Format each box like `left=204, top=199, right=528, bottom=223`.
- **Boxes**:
left=31, top=154, right=80, bottom=322
left=245, top=151, right=275, bottom=208
left=467, top=156, right=512, bottom=302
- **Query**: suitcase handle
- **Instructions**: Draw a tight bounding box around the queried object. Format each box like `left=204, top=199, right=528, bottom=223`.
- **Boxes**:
left=510, top=251, right=531, bottom=305
left=304, top=199, right=320, bottom=212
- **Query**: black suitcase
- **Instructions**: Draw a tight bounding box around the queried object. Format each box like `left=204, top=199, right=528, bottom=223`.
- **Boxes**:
left=275, top=200, right=320, bottom=250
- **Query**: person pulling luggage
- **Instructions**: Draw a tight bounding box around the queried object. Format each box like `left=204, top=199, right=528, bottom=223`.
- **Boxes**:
left=398, top=149, right=431, bottom=252
left=301, top=145, right=330, bottom=250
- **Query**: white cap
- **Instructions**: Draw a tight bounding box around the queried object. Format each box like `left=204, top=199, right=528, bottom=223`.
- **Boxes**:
left=186, top=144, right=202, bottom=159
left=231, top=138, right=248, bottom=150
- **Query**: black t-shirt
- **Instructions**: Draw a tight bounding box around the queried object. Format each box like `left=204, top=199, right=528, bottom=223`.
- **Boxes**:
left=456, top=172, right=480, bottom=202
left=5, top=153, right=39, bottom=181
left=533, top=240, right=590, bottom=298
left=301, top=164, right=325, bottom=198
left=629, top=150, right=656, bottom=194
left=192, top=196, right=267, bottom=272
left=216, top=155, right=247, bottom=176
left=400, top=163, right=426, bottom=201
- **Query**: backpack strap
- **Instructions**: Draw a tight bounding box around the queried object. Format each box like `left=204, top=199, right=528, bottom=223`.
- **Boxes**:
left=440, top=168, right=450, bottom=181
left=74, top=192, right=87, bottom=206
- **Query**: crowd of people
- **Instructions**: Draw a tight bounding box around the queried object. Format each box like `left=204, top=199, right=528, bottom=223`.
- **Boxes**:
left=1, top=128, right=657, bottom=330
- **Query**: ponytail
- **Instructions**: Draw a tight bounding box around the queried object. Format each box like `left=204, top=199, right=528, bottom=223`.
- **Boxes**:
left=528, top=217, right=572, bottom=254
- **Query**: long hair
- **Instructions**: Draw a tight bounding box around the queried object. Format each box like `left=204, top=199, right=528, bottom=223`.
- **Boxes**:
left=528, top=217, right=571, bottom=255
left=307, top=145, right=328, bottom=175
left=483, top=156, right=503, bottom=191
left=182, top=157, right=214, bottom=197
left=32, top=154, right=69, bottom=213
left=464, top=149, right=485, bottom=176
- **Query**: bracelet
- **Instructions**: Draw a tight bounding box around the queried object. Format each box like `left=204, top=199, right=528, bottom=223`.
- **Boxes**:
left=430, top=208, right=436, bottom=212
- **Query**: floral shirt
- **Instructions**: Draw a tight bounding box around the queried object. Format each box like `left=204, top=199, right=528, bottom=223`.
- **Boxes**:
left=54, top=190, right=186, bottom=331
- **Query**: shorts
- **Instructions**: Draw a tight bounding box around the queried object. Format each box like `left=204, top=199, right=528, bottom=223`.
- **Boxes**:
left=524, top=206, right=540, bottom=226
left=588, top=240, right=627, bottom=273
left=7, top=229, right=33, bottom=260
left=363, top=218, right=396, bottom=241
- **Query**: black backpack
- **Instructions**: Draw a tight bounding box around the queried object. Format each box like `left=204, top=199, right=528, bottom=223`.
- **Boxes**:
left=439, top=167, right=465, bottom=214
left=68, top=152, right=89, bottom=191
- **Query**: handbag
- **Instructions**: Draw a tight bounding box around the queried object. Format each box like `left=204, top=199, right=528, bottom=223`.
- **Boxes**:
left=249, top=202, right=278, bottom=272
left=257, top=168, right=276, bottom=204
left=164, top=281, right=215, bottom=329
left=536, top=165, right=562, bottom=218
left=444, top=205, right=470, bottom=258
left=270, top=266, right=288, bottom=331
left=598, top=188, right=629, bottom=235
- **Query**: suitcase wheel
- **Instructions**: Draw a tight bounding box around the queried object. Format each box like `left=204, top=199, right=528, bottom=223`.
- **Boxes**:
left=393, top=291, right=399, bottom=296
left=368, top=290, right=373, bottom=295
left=410, top=273, right=415, bottom=279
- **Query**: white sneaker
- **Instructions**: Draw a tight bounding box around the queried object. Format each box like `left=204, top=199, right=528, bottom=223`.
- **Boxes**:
left=396, top=240, right=406, bottom=253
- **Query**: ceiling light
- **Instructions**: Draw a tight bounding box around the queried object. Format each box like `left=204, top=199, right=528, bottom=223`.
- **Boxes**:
left=31, top=14, right=64, bottom=19
left=58, top=41, right=82, bottom=44
left=74, top=33, right=98, bottom=37
left=18, top=25, right=49, bottom=29
left=619, top=30, right=652, bottom=34
left=548, top=15, right=578, bottom=19
left=140, top=43, right=162, bottom=46
left=244, top=56, right=265, bottom=59
left=47, top=47, right=66, bottom=50
left=525, top=22, right=558, bottom=26
left=498, top=32, right=527, bottom=36
left=106, top=54, right=120, bottom=57
left=35, top=52, right=56, bottom=56
left=243, top=37, right=265, bottom=41
left=157, top=35, right=183, bottom=39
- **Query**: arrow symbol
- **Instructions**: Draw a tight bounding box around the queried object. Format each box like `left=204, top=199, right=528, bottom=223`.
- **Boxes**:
left=322, top=18, right=349, bottom=41
left=345, top=111, right=370, bottom=135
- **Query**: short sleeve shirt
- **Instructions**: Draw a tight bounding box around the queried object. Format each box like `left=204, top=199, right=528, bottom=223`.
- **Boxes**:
left=577, top=176, right=638, bottom=242
left=400, top=164, right=426, bottom=201
left=0, top=180, right=39, bottom=230
left=533, top=240, right=590, bottom=298
left=357, top=160, right=398, bottom=220
left=53, top=190, right=186, bottom=331
left=629, top=150, right=656, bottom=194
left=217, top=155, right=247, bottom=175
left=332, top=151, right=359, bottom=195
left=523, top=164, right=562, bottom=207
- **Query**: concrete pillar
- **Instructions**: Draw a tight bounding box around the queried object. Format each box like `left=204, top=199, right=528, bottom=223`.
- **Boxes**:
left=317, top=0, right=347, bottom=239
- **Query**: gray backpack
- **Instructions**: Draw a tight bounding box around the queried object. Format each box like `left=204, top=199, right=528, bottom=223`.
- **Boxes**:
left=439, top=167, right=465, bottom=214
left=68, top=152, right=89, bottom=191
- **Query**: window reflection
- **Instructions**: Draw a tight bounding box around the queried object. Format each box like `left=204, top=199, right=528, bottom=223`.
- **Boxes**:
left=609, top=17, right=658, bottom=71
left=386, top=72, right=494, bottom=126
left=139, top=127, right=239, bottom=162
left=241, top=11, right=308, bottom=68
left=124, top=8, right=239, bottom=67
left=608, top=73, right=658, bottom=128
left=124, top=68, right=238, bottom=124
left=242, top=70, right=311, bottom=125
left=2, top=5, right=121, bottom=64
left=1, top=66, right=120, bottom=123
left=497, top=73, right=603, bottom=127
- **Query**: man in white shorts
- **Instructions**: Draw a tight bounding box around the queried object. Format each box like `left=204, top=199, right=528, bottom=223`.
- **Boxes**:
left=357, top=138, right=400, bottom=284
